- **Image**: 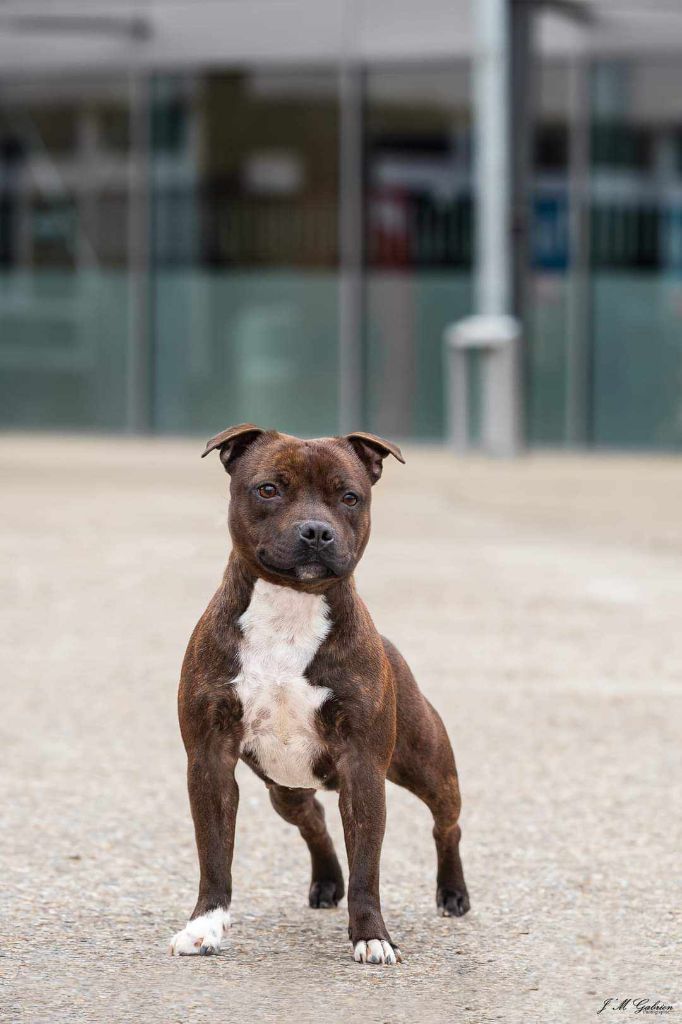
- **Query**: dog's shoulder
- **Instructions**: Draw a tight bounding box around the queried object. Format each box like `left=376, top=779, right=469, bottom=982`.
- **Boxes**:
left=178, top=589, right=245, bottom=747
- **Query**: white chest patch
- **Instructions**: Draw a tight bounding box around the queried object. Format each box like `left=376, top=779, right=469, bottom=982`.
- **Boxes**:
left=234, top=579, right=332, bottom=789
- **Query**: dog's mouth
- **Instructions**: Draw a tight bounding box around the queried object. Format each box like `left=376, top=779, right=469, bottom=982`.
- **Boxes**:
left=257, top=555, right=337, bottom=582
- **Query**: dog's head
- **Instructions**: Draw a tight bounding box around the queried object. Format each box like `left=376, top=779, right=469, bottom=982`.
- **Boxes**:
left=202, top=424, right=404, bottom=590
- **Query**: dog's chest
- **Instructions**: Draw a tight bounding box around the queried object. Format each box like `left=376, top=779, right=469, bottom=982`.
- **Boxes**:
left=234, top=580, right=331, bottom=789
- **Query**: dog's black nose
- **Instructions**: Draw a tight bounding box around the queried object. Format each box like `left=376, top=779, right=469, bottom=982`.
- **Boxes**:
left=298, top=520, right=335, bottom=549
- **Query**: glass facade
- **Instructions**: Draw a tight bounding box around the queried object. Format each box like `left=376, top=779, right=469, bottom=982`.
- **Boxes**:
left=0, top=79, right=134, bottom=430
left=365, top=64, right=473, bottom=440
left=527, top=56, right=682, bottom=449
left=527, top=61, right=573, bottom=444
left=151, top=70, right=340, bottom=437
left=591, top=60, right=682, bottom=449
left=2, top=48, right=682, bottom=449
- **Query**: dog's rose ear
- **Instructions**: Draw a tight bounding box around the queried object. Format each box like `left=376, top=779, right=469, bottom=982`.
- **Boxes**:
left=201, top=423, right=264, bottom=473
left=345, top=431, right=405, bottom=485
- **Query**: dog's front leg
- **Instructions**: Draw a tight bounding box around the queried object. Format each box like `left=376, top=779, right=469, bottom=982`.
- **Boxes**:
left=338, top=754, right=401, bottom=966
left=170, top=736, right=239, bottom=956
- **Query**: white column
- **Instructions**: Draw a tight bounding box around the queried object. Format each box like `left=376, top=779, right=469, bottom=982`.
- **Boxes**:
left=474, top=0, right=512, bottom=317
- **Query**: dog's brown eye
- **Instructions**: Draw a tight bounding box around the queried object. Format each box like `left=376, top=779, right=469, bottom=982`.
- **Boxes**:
left=342, top=492, right=358, bottom=507
left=257, top=483, right=278, bottom=499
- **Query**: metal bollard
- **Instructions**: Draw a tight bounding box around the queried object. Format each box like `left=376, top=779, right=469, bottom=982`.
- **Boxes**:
left=444, top=314, right=522, bottom=456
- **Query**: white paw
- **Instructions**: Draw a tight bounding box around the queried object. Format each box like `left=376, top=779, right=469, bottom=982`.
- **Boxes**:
left=353, top=939, right=402, bottom=965
left=169, top=907, right=231, bottom=956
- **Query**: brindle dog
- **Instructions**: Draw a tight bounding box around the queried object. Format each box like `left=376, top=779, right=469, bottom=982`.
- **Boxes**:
left=170, top=424, right=469, bottom=965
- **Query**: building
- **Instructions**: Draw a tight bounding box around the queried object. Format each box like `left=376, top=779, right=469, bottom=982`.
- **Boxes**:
left=2, top=0, right=682, bottom=448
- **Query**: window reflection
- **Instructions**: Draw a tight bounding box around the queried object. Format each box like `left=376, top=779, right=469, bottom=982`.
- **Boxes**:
left=527, top=57, right=682, bottom=448
left=151, top=70, right=340, bottom=436
left=0, top=80, right=132, bottom=429
left=365, top=64, right=473, bottom=440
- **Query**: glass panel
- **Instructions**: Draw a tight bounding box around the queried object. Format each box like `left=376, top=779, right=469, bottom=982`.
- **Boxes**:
left=365, top=64, right=473, bottom=440
left=591, top=60, right=682, bottom=449
left=151, top=71, right=339, bottom=437
left=528, top=55, right=682, bottom=450
left=527, top=61, right=572, bottom=444
left=0, top=80, right=133, bottom=430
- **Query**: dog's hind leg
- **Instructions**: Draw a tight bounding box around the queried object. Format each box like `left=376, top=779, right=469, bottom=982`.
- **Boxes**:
left=389, top=724, right=470, bottom=917
left=383, top=637, right=470, bottom=918
left=423, top=760, right=469, bottom=917
left=390, top=731, right=470, bottom=917
left=268, top=785, right=345, bottom=908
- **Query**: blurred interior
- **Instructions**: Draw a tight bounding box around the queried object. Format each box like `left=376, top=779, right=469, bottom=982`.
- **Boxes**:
left=2, top=0, right=682, bottom=446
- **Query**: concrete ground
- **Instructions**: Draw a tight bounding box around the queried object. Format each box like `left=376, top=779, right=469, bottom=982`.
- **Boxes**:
left=0, top=435, right=680, bottom=1024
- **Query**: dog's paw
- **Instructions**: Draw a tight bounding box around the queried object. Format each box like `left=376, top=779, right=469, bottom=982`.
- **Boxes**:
left=353, top=939, right=402, bottom=965
left=309, top=879, right=342, bottom=909
left=169, top=907, right=231, bottom=956
left=437, top=886, right=470, bottom=917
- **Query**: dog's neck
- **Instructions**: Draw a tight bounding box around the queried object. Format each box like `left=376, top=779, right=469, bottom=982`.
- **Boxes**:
left=217, top=550, right=361, bottom=636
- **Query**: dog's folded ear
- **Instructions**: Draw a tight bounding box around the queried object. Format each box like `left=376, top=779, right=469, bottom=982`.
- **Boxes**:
left=202, top=423, right=265, bottom=473
left=345, top=431, right=405, bottom=485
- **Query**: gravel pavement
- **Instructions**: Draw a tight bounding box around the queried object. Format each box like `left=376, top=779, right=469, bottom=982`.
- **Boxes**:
left=1, top=436, right=680, bottom=1023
